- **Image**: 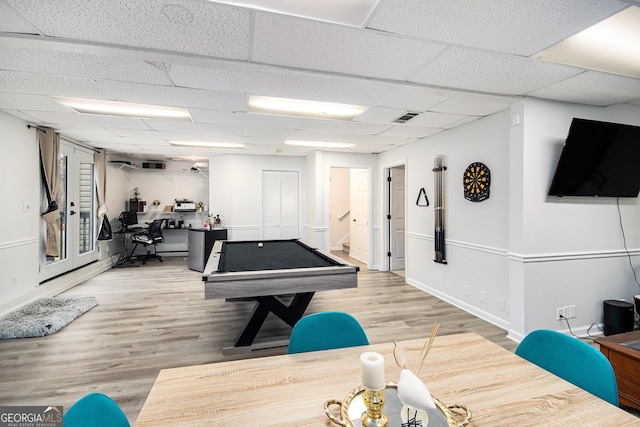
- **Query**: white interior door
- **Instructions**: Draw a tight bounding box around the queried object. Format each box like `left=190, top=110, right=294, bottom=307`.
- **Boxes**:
left=349, top=169, right=369, bottom=263
left=40, top=143, right=98, bottom=281
left=262, top=170, right=299, bottom=239
left=390, top=166, right=406, bottom=271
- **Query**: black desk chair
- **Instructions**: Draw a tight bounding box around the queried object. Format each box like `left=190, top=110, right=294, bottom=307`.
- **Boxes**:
left=131, top=219, right=164, bottom=264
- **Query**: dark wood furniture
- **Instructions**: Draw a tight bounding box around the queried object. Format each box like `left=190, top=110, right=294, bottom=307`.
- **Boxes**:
left=595, top=330, right=640, bottom=410
left=202, top=239, right=358, bottom=354
left=187, top=228, right=227, bottom=272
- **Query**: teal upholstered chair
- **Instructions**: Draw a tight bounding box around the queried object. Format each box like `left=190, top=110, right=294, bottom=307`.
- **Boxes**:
left=64, top=392, right=130, bottom=427
left=515, top=329, right=618, bottom=406
left=288, top=311, right=369, bottom=354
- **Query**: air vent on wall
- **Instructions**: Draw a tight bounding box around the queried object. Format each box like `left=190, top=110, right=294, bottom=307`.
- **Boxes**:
left=392, top=111, right=420, bottom=124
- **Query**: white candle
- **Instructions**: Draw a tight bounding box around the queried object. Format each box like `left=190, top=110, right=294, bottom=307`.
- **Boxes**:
left=360, top=352, right=386, bottom=390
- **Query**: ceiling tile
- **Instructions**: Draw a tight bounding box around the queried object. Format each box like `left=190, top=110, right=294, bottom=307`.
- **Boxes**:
left=168, top=64, right=323, bottom=100
left=190, top=109, right=300, bottom=128
left=403, top=111, right=468, bottom=128
left=368, top=0, right=628, bottom=56
left=527, top=71, right=640, bottom=106
left=354, top=107, right=408, bottom=124
left=0, top=2, right=39, bottom=33
left=0, top=70, right=114, bottom=99
left=0, top=47, right=171, bottom=84
left=5, top=0, right=252, bottom=59
left=0, top=93, right=71, bottom=112
left=20, top=110, right=151, bottom=129
left=96, top=80, right=247, bottom=111
left=294, top=118, right=391, bottom=135
left=430, top=95, right=514, bottom=116
left=409, top=46, right=583, bottom=95
left=379, top=126, right=444, bottom=139
left=252, top=12, right=447, bottom=80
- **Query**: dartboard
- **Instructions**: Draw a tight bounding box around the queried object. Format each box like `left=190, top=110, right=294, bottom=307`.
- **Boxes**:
left=463, top=162, right=490, bottom=202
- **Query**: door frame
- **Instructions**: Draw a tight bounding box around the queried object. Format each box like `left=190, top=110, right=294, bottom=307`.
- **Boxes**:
left=39, top=142, right=98, bottom=282
left=327, top=164, right=372, bottom=268
left=382, top=160, right=408, bottom=272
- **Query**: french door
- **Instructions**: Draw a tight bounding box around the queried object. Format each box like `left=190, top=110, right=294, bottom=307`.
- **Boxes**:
left=40, top=142, right=98, bottom=282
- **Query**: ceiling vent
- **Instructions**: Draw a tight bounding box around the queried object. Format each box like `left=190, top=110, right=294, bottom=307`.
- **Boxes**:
left=392, top=111, right=420, bottom=124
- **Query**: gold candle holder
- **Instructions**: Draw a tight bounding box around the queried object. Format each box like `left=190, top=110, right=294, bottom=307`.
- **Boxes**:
left=360, top=387, right=388, bottom=427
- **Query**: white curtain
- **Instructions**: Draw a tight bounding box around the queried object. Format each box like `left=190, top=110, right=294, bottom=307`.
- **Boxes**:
left=95, top=150, right=111, bottom=240
left=38, top=128, right=61, bottom=257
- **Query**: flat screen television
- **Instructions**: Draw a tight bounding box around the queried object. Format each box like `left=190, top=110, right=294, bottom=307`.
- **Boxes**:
left=548, top=118, right=640, bottom=198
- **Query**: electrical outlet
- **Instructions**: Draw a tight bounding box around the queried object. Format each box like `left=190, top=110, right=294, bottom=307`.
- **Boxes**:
left=557, top=307, right=563, bottom=320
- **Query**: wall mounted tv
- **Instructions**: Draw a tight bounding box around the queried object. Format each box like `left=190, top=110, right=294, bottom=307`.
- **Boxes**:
left=548, top=118, right=640, bottom=198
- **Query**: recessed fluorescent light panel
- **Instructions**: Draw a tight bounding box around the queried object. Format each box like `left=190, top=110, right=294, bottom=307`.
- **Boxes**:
left=535, top=6, right=640, bottom=78
left=208, top=0, right=381, bottom=27
left=284, top=140, right=355, bottom=149
left=168, top=140, right=244, bottom=149
left=55, top=97, right=192, bottom=121
left=248, top=95, right=368, bottom=121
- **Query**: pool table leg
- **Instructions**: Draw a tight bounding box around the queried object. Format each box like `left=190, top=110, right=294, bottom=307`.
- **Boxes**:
left=234, top=292, right=315, bottom=347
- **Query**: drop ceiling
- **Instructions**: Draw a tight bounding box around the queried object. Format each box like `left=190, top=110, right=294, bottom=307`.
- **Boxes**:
left=1, top=0, right=639, bottom=159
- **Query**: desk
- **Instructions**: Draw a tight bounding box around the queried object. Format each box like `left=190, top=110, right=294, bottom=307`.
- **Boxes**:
left=135, top=332, right=639, bottom=426
left=595, top=330, right=640, bottom=411
left=202, top=239, right=358, bottom=354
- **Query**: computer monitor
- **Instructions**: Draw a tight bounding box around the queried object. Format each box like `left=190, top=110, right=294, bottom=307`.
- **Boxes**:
left=119, top=211, right=138, bottom=230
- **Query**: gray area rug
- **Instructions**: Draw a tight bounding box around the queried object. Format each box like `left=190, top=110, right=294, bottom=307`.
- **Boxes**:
left=0, top=296, right=98, bottom=339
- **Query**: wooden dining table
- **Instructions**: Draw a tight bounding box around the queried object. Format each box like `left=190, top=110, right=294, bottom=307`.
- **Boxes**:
left=134, top=332, right=640, bottom=426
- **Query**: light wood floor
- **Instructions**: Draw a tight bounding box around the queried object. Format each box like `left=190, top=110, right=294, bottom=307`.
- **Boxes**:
left=0, top=252, right=516, bottom=424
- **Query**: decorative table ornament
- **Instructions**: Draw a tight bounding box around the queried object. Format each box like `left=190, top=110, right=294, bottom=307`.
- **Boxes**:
left=360, top=352, right=388, bottom=427
left=324, top=384, right=470, bottom=427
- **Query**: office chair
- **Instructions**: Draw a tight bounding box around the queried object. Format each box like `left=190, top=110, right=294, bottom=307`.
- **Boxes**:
left=288, top=311, right=369, bottom=354
left=63, top=392, right=130, bottom=427
left=515, top=329, right=618, bottom=406
left=130, top=219, right=164, bottom=264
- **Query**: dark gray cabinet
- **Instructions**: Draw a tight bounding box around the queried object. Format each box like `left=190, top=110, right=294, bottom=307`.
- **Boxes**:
left=188, top=228, right=227, bottom=272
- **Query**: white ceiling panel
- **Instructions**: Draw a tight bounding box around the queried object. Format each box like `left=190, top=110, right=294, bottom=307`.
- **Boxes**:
left=0, top=47, right=171, bottom=84
left=404, top=111, right=469, bottom=128
left=96, top=80, right=247, bottom=112
left=252, top=12, right=447, bottom=80
left=294, top=118, right=392, bottom=135
left=168, top=64, right=324, bottom=100
left=0, top=70, right=114, bottom=99
left=145, top=120, right=245, bottom=137
left=409, top=46, right=583, bottom=95
left=20, top=110, right=152, bottom=130
left=5, top=0, right=252, bottom=59
left=430, top=96, right=513, bottom=116
left=190, top=109, right=300, bottom=128
left=368, top=0, right=628, bottom=56
left=527, top=71, right=640, bottom=106
left=0, top=93, right=71, bottom=112
left=0, top=0, right=637, bottom=159
left=379, top=126, right=444, bottom=139
left=0, top=1, right=39, bottom=34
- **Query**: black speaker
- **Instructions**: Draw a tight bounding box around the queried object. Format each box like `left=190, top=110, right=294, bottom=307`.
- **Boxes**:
left=603, top=300, right=634, bottom=336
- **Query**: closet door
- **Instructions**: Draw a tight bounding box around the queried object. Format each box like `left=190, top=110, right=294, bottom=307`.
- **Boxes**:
left=262, top=170, right=299, bottom=239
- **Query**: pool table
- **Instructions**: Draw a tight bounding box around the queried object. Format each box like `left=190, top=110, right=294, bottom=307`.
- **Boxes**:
left=202, top=239, right=359, bottom=354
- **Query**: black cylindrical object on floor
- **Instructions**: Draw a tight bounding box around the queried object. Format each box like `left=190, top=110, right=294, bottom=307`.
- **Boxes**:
left=603, top=299, right=634, bottom=336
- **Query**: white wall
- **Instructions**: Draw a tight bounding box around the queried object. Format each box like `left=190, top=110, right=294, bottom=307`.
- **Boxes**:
left=512, top=98, right=640, bottom=339
left=0, top=113, right=40, bottom=310
left=209, top=154, right=305, bottom=241
left=379, top=109, right=512, bottom=330
left=0, top=113, right=114, bottom=314
left=378, top=99, right=640, bottom=340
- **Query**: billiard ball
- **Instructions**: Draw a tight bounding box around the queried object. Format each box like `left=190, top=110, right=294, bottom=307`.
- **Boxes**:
left=258, top=242, right=263, bottom=248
